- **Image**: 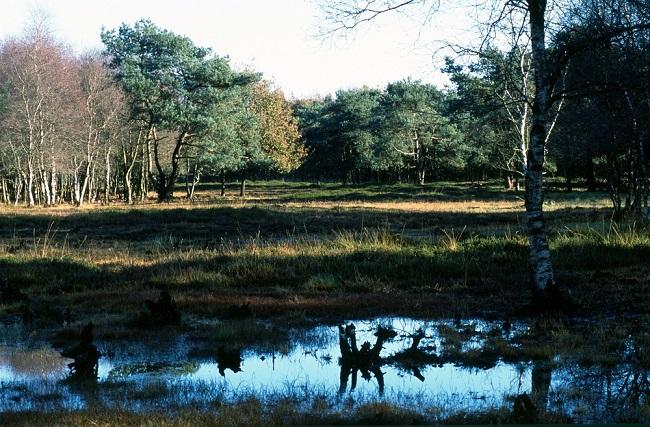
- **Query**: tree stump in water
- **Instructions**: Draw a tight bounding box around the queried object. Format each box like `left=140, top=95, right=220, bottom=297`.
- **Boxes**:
left=61, top=322, right=100, bottom=379
left=216, top=347, right=243, bottom=376
left=338, top=324, right=395, bottom=394
left=522, top=282, right=578, bottom=316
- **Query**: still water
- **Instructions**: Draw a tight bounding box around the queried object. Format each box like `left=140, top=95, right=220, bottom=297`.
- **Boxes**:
left=0, top=317, right=648, bottom=423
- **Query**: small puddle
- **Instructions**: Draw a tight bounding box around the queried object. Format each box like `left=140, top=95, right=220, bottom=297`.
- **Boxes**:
left=1, top=317, right=648, bottom=423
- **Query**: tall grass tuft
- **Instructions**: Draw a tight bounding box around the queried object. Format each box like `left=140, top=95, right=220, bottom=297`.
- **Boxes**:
left=440, top=227, right=466, bottom=253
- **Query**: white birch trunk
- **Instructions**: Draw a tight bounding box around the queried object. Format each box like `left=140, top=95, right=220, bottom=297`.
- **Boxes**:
left=525, top=0, right=555, bottom=292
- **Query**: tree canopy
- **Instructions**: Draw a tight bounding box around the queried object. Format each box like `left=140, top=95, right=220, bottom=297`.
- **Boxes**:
left=101, top=19, right=259, bottom=200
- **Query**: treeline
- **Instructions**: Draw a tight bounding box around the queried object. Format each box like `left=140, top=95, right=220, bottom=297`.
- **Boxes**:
left=292, top=8, right=649, bottom=219
left=0, top=19, right=304, bottom=205
left=294, top=81, right=464, bottom=185
left=293, top=51, right=649, bottom=201
left=1, top=8, right=648, bottom=220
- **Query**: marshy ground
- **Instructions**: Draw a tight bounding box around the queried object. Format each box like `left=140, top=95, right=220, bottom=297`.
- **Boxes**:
left=0, top=180, right=647, bottom=324
left=1, top=180, right=649, bottom=425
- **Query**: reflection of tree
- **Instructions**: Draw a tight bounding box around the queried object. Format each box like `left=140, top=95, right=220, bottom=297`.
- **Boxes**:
left=62, top=374, right=102, bottom=409
left=59, top=323, right=102, bottom=409
left=511, top=360, right=554, bottom=423
left=511, top=326, right=650, bottom=423
left=531, top=361, right=553, bottom=408
left=388, top=329, right=441, bottom=382
left=216, top=347, right=242, bottom=377
left=557, top=334, right=650, bottom=422
left=338, top=324, right=444, bottom=394
left=187, top=345, right=243, bottom=377
left=338, top=324, right=389, bottom=394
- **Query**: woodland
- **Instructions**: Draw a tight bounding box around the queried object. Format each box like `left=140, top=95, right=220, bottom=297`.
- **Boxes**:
left=1, top=0, right=650, bottom=425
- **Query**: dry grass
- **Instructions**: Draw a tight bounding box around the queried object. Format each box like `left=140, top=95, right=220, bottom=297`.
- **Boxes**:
left=0, top=180, right=646, bottom=324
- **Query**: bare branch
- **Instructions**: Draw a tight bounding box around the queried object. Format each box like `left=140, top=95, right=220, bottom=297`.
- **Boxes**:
left=319, top=0, right=436, bottom=36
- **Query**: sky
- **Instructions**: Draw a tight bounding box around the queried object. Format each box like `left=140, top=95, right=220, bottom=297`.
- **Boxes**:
left=0, top=0, right=477, bottom=98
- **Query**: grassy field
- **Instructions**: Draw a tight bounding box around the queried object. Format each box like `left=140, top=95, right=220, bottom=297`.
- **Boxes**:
left=1, top=180, right=649, bottom=329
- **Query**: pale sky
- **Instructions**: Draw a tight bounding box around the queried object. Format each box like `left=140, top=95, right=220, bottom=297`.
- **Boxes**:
left=0, top=0, right=476, bottom=98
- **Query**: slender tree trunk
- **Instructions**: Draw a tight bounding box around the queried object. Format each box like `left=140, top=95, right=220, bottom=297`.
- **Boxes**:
left=122, top=144, right=133, bottom=203
left=50, top=162, right=57, bottom=205
left=185, top=158, right=191, bottom=198
left=14, top=176, right=23, bottom=206
left=122, top=130, right=141, bottom=204
left=624, top=91, right=649, bottom=218
left=113, top=171, right=119, bottom=199
left=586, top=156, right=596, bottom=191
left=104, top=147, right=112, bottom=205
left=189, top=165, right=200, bottom=201
left=89, top=163, right=97, bottom=204
left=78, top=161, right=92, bottom=207
left=26, top=160, right=35, bottom=207
left=1, top=177, right=7, bottom=204
left=240, top=169, right=246, bottom=197
left=526, top=0, right=555, bottom=292
left=79, top=165, right=92, bottom=206
left=58, top=176, right=66, bottom=204
left=125, top=170, right=134, bottom=204
left=35, top=179, right=41, bottom=206
left=185, top=159, right=201, bottom=200
left=22, top=175, right=28, bottom=206
left=140, top=138, right=150, bottom=202
left=73, top=164, right=82, bottom=206
left=413, top=131, right=426, bottom=185
left=139, top=142, right=148, bottom=201
left=221, top=170, right=226, bottom=197
left=39, top=168, right=51, bottom=206
left=152, top=137, right=167, bottom=201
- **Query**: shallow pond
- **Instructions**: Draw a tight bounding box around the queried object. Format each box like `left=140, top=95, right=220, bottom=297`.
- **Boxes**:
left=1, top=317, right=648, bottom=423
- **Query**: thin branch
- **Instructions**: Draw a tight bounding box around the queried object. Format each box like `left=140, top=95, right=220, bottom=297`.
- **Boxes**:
left=320, top=0, right=431, bottom=36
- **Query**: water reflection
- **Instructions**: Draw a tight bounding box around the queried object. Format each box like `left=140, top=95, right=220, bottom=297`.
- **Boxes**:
left=0, top=318, right=648, bottom=423
left=548, top=334, right=650, bottom=422
left=0, top=346, right=68, bottom=379
left=60, top=323, right=100, bottom=380
left=338, top=324, right=392, bottom=395
left=215, top=347, right=243, bottom=376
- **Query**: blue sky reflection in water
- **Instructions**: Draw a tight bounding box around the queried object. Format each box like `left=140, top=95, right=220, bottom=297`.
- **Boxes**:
left=2, top=317, right=648, bottom=422
left=187, top=318, right=530, bottom=404
left=1, top=317, right=531, bottom=413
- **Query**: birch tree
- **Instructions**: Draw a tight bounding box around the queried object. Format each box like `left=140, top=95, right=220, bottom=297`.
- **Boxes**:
left=0, top=21, right=73, bottom=206
left=72, top=54, right=126, bottom=206
left=321, top=0, right=650, bottom=304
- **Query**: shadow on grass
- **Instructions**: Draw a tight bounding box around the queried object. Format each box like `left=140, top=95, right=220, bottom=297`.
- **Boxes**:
left=2, top=230, right=648, bottom=318
left=0, top=205, right=614, bottom=247
left=192, top=180, right=610, bottom=204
